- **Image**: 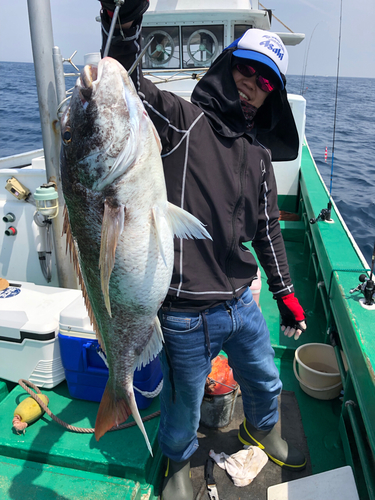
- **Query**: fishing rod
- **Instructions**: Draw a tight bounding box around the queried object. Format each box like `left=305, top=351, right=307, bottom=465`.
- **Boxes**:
left=300, top=23, right=320, bottom=96
left=103, top=0, right=124, bottom=58
left=310, top=0, right=343, bottom=225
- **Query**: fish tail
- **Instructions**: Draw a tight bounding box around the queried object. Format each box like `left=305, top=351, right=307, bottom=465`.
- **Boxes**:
left=95, top=382, right=131, bottom=441
left=95, top=380, right=153, bottom=456
left=127, top=390, right=153, bottom=456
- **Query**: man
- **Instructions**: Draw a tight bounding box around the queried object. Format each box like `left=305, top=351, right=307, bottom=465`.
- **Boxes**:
left=99, top=2, right=307, bottom=498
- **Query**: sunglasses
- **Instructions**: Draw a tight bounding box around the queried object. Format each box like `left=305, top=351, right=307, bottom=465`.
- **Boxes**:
left=235, top=64, right=276, bottom=93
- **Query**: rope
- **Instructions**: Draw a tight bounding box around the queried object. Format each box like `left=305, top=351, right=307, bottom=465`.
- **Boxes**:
left=17, top=379, right=160, bottom=434
left=134, top=378, right=163, bottom=398
left=259, top=3, right=294, bottom=33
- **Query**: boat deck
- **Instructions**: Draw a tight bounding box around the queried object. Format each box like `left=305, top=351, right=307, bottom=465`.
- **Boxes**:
left=1, top=143, right=374, bottom=498
left=0, top=234, right=349, bottom=499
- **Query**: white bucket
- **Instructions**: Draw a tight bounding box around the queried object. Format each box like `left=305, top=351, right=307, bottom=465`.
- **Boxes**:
left=293, top=343, right=342, bottom=400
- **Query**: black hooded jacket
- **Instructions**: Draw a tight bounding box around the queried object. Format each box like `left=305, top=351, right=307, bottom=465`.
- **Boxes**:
left=191, top=48, right=299, bottom=162
left=101, top=17, right=297, bottom=308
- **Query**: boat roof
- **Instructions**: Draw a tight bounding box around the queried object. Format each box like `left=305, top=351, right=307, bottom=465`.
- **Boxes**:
left=144, top=0, right=305, bottom=46
left=147, top=0, right=258, bottom=13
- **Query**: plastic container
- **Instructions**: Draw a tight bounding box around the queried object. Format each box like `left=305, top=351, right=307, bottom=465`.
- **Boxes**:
left=293, top=343, right=342, bottom=400
left=250, top=268, right=262, bottom=307
left=205, top=354, right=237, bottom=395
left=0, top=281, right=82, bottom=388
left=84, top=53, right=101, bottom=66
left=58, top=296, right=163, bottom=409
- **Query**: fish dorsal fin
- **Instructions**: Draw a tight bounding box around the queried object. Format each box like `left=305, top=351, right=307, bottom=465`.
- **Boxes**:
left=166, top=202, right=212, bottom=240
left=99, top=201, right=125, bottom=317
left=63, top=206, right=105, bottom=351
left=151, top=207, right=167, bottom=267
left=134, top=316, right=164, bottom=372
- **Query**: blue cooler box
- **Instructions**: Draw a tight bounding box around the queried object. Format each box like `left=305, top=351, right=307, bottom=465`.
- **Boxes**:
left=58, top=296, right=163, bottom=410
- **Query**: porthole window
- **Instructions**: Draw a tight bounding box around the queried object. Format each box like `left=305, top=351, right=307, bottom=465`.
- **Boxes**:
left=142, top=27, right=180, bottom=69
left=182, top=26, right=223, bottom=68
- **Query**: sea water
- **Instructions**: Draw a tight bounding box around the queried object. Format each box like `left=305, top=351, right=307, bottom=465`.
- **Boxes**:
left=0, top=61, right=374, bottom=264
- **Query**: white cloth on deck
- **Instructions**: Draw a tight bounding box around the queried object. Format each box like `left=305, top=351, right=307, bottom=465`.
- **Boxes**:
left=209, top=445, right=268, bottom=487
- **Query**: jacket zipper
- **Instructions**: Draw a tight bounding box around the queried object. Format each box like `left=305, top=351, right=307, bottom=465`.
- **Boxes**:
left=225, top=138, right=247, bottom=296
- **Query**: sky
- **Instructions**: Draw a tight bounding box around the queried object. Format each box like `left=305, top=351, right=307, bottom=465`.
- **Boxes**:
left=0, top=0, right=374, bottom=78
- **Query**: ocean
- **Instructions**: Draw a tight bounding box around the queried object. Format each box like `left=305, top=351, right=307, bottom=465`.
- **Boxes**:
left=0, top=61, right=374, bottom=265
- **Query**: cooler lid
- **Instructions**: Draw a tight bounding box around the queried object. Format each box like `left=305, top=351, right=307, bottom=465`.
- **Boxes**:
left=0, top=281, right=82, bottom=340
left=59, top=295, right=95, bottom=337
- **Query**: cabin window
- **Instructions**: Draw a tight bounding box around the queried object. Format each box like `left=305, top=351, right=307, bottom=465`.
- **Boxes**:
left=142, top=27, right=180, bottom=69
left=182, top=26, right=223, bottom=68
left=233, top=24, right=253, bottom=41
left=141, top=25, right=224, bottom=70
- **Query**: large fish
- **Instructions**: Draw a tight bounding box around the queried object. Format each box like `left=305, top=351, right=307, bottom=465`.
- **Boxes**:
left=60, top=57, right=211, bottom=454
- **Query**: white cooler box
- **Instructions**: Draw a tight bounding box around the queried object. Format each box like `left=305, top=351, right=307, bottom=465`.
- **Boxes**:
left=0, top=281, right=82, bottom=388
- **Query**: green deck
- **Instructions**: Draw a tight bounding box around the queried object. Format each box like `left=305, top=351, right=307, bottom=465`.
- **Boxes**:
left=0, top=143, right=374, bottom=499
left=0, top=383, right=163, bottom=499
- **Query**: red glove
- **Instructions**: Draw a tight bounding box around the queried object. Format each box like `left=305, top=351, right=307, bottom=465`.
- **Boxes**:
left=276, top=293, right=306, bottom=340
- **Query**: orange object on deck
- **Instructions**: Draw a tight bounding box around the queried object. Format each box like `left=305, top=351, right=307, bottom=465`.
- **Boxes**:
left=205, top=354, right=237, bottom=395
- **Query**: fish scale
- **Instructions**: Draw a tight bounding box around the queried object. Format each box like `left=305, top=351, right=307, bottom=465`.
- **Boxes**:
left=59, top=57, right=211, bottom=454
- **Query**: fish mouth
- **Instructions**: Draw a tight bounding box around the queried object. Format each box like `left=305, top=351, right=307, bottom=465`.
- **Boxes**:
left=79, top=64, right=98, bottom=101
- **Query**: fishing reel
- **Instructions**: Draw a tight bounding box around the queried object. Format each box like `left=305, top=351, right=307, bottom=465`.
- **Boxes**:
left=309, top=202, right=332, bottom=224
left=350, top=274, right=375, bottom=306
left=350, top=245, right=375, bottom=307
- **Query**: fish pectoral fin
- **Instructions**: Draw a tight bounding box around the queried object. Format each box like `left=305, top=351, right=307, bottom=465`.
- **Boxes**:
left=151, top=208, right=167, bottom=266
left=166, top=202, right=212, bottom=240
left=155, top=316, right=164, bottom=343
left=99, top=201, right=125, bottom=316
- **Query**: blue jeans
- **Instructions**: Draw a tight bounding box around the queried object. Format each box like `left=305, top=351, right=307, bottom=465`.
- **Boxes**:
left=158, top=287, right=282, bottom=462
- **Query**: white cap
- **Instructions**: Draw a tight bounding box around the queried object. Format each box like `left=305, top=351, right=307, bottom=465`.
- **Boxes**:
left=227, top=29, right=288, bottom=89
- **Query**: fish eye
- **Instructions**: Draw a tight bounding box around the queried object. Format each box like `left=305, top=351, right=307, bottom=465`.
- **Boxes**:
left=62, top=128, right=72, bottom=144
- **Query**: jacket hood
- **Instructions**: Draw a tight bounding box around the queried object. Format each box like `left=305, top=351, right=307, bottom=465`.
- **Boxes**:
left=191, top=48, right=299, bottom=161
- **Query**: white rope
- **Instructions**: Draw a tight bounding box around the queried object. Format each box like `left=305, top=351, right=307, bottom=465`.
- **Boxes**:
left=96, top=347, right=163, bottom=398
left=134, top=378, right=163, bottom=398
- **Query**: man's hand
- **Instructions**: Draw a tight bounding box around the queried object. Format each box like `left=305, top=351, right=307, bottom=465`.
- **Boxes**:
left=100, top=0, right=149, bottom=23
left=276, top=293, right=306, bottom=340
